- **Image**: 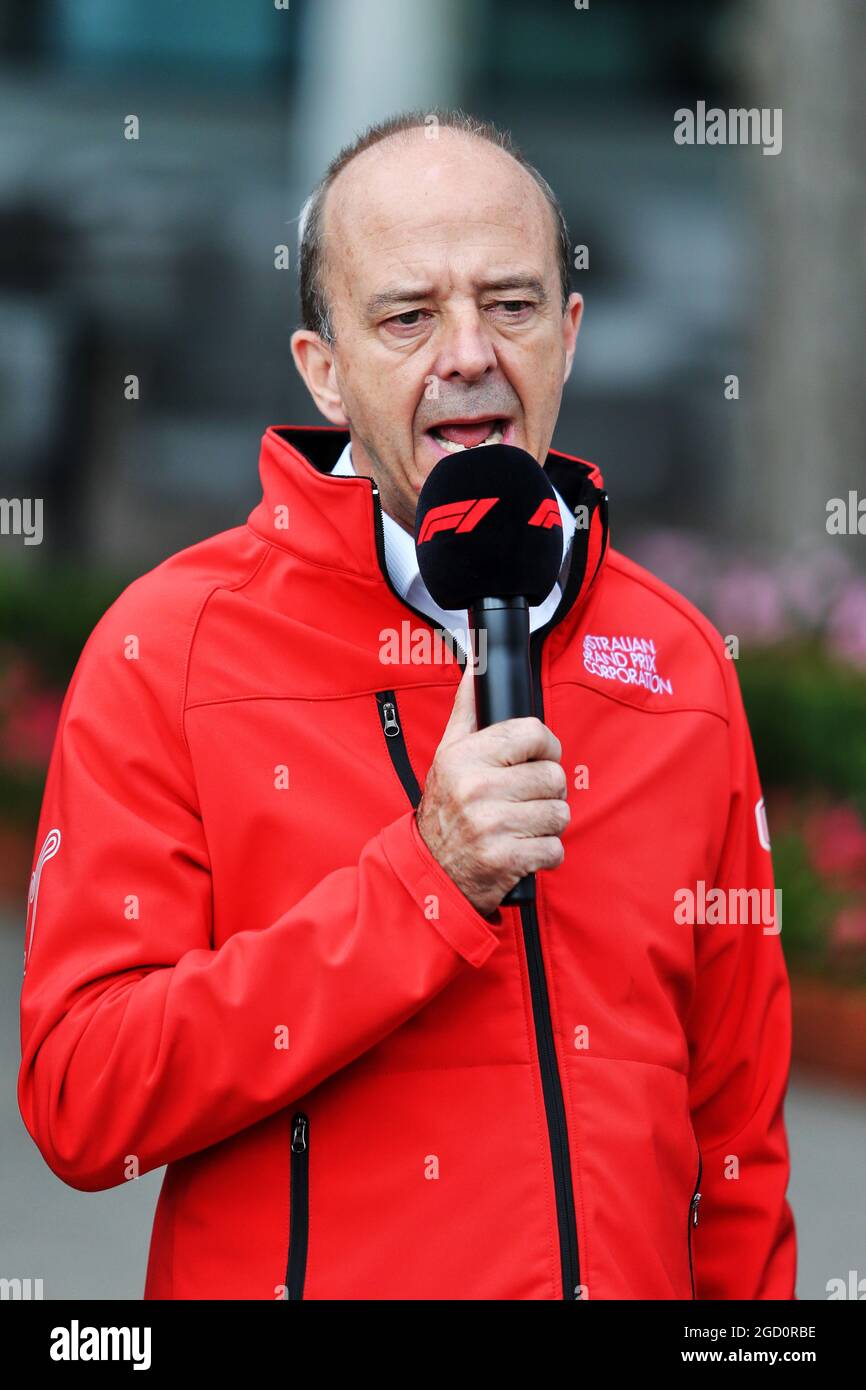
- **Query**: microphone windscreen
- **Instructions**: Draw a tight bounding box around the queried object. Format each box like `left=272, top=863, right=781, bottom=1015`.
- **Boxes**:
left=414, top=444, right=564, bottom=610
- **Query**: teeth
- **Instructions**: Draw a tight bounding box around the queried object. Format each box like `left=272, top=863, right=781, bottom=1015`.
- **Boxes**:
left=432, top=424, right=504, bottom=453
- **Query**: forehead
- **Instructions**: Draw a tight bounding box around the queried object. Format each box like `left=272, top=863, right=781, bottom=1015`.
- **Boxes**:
left=321, top=130, right=559, bottom=300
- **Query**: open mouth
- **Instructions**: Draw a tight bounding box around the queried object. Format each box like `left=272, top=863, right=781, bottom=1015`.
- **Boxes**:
left=426, top=417, right=507, bottom=453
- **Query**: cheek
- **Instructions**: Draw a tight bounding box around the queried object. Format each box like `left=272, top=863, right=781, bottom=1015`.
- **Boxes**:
left=540, top=333, right=570, bottom=391
left=340, top=349, right=419, bottom=425
left=505, top=347, right=563, bottom=419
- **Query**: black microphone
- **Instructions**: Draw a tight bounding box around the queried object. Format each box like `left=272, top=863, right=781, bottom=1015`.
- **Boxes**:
left=414, top=444, right=568, bottom=906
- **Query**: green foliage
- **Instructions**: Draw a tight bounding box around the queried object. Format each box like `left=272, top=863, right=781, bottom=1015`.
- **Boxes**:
left=771, top=826, right=864, bottom=982
left=0, top=564, right=131, bottom=831
left=737, top=647, right=866, bottom=985
left=0, top=766, right=43, bottom=827
left=739, top=644, right=866, bottom=812
left=0, top=563, right=131, bottom=687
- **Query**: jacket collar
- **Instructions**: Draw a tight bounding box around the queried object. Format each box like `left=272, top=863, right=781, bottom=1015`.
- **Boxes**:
left=247, top=424, right=609, bottom=622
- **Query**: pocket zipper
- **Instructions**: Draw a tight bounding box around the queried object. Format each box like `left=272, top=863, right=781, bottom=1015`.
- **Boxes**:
left=286, top=1112, right=310, bottom=1300
left=687, top=1150, right=703, bottom=1300
left=375, top=690, right=422, bottom=806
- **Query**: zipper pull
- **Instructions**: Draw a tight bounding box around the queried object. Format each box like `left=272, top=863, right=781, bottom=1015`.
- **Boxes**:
left=691, top=1192, right=701, bottom=1227
left=292, top=1115, right=308, bottom=1153
left=382, top=701, right=400, bottom=737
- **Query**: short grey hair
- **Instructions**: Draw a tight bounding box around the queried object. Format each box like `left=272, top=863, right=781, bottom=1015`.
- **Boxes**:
left=297, top=108, right=572, bottom=345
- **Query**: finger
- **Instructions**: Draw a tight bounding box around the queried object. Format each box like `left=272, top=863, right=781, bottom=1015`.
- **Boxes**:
left=489, top=760, right=569, bottom=803
left=474, top=715, right=562, bottom=767
left=474, top=796, right=571, bottom=839
left=438, top=654, right=478, bottom=748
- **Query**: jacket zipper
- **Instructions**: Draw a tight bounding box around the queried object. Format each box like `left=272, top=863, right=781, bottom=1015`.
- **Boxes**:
left=523, top=634, right=581, bottom=1300
left=373, top=663, right=581, bottom=1299
left=375, top=690, right=422, bottom=804
left=367, top=474, right=608, bottom=1302
left=687, top=1149, right=703, bottom=1300
left=521, top=494, right=607, bottom=1298
left=286, top=1112, right=310, bottom=1300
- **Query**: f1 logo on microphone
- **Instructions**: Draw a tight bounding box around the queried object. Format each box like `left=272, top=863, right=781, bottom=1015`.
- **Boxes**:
left=417, top=498, right=499, bottom=543
left=528, top=499, right=562, bottom=529
left=417, top=497, right=562, bottom=542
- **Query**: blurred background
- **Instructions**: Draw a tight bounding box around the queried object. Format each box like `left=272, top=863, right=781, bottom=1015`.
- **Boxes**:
left=0, top=0, right=863, bottom=1299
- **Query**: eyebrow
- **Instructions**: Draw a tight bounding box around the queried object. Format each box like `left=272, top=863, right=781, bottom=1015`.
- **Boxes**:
left=364, top=274, right=549, bottom=319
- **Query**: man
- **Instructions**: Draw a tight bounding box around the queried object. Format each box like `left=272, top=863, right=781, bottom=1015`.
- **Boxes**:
left=18, top=110, right=797, bottom=1300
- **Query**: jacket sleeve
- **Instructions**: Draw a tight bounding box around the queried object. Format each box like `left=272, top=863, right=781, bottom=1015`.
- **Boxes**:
left=17, top=593, right=502, bottom=1194
left=686, top=649, right=797, bottom=1299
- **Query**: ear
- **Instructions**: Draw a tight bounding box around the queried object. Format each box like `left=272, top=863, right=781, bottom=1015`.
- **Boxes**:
left=561, top=293, right=584, bottom=383
left=290, top=330, right=349, bottom=425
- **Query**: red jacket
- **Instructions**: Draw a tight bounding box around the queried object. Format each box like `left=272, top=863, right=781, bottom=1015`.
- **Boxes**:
left=18, top=425, right=797, bottom=1300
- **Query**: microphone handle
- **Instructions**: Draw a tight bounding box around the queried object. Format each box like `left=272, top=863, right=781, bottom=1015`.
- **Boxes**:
left=468, top=597, right=536, bottom=906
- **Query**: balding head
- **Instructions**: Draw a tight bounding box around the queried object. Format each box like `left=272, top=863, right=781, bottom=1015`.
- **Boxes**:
left=290, top=108, right=584, bottom=534
left=298, top=110, right=571, bottom=345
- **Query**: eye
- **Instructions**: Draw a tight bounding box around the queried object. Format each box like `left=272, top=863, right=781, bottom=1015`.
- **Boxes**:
left=487, top=299, right=535, bottom=321
left=384, top=309, right=431, bottom=331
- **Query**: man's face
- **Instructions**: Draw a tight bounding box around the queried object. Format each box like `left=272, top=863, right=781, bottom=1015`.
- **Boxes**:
left=291, top=129, right=583, bottom=532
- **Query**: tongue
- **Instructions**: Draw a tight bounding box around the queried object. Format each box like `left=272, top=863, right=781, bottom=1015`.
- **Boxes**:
left=435, top=421, right=496, bottom=448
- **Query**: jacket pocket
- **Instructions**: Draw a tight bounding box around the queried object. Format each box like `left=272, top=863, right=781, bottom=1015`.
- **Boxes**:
left=285, top=1112, right=310, bottom=1300
left=687, top=1146, right=703, bottom=1299
left=374, top=690, right=422, bottom=807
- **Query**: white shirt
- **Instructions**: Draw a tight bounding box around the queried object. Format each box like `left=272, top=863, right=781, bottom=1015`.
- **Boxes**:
left=331, top=441, right=576, bottom=651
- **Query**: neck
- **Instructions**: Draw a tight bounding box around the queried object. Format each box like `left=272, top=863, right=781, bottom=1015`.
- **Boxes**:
left=352, top=446, right=418, bottom=535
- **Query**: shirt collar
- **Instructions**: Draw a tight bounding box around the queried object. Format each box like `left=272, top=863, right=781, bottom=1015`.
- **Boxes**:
left=330, top=440, right=577, bottom=606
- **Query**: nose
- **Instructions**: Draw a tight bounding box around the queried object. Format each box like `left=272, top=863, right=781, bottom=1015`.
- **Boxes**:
left=432, top=304, right=498, bottom=382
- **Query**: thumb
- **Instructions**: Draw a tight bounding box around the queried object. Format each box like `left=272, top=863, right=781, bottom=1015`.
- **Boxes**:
left=439, top=652, right=478, bottom=748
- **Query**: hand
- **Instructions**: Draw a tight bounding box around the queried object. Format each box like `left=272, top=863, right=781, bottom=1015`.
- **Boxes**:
left=416, top=657, right=570, bottom=917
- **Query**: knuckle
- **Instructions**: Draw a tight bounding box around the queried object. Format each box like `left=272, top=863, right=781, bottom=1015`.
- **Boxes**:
left=537, top=836, right=564, bottom=869
left=510, top=716, right=544, bottom=750
left=542, top=762, right=566, bottom=797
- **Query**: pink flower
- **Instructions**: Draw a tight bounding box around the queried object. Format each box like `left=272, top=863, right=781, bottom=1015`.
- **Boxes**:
left=804, top=804, right=866, bottom=885
left=712, top=567, right=791, bottom=644
left=778, top=551, right=850, bottom=628
left=830, top=904, right=866, bottom=951
left=630, top=530, right=713, bottom=609
left=826, top=580, right=866, bottom=669
left=0, top=653, right=39, bottom=711
left=0, top=645, right=63, bottom=767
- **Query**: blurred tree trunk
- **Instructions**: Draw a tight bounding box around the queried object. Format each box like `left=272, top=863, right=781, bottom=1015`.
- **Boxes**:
left=738, top=0, right=864, bottom=561
left=291, top=0, right=479, bottom=196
